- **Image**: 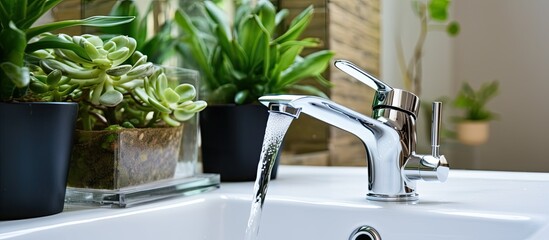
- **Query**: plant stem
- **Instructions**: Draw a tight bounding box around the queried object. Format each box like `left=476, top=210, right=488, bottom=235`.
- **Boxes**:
left=80, top=104, right=93, bottom=131
left=410, top=6, right=428, bottom=96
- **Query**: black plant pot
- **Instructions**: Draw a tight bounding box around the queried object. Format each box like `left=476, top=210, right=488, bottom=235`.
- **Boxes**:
left=0, top=102, right=78, bottom=220
left=200, top=104, right=280, bottom=182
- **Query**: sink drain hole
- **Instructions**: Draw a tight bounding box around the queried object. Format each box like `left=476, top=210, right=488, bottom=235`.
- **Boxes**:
left=349, top=226, right=381, bottom=240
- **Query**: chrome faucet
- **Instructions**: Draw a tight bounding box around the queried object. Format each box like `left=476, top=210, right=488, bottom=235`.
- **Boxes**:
left=258, top=60, right=449, bottom=202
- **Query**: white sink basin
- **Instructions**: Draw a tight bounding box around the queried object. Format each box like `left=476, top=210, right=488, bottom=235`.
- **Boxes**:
left=1, top=166, right=549, bottom=239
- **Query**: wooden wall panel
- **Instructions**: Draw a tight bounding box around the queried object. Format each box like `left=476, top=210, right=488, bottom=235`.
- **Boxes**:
left=277, top=0, right=380, bottom=166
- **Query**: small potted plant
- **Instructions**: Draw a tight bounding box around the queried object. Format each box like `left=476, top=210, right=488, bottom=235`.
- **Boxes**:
left=0, top=0, right=133, bottom=220
left=27, top=33, right=207, bottom=190
left=175, top=0, right=334, bottom=181
left=453, top=80, right=499, bottom=146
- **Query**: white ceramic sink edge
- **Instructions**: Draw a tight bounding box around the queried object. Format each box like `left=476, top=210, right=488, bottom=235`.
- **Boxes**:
left=1, top=166, right=548, bottom=240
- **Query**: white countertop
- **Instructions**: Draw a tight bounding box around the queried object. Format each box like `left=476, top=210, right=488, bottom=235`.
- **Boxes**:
left=2, top=166, right=549, bottom=240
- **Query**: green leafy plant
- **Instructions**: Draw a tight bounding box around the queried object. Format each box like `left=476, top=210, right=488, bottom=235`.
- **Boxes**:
left=175, top=0, right=334, bottom=104
left=27, top=33, right=206, bottom=130
left=398, top=0, right=460, bottom=96
left=0, top=0, right=134, bottom=101
left=453, top=80, right=499, bottom=121
left=100, top=0, right=178, bottom=64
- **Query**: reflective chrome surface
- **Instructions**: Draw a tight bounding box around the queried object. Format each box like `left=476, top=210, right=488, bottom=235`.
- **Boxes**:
left=262, top=95, right=412, bottom=200
left=334, top=60, right=392, bottom=92
left=373, top=89, right=420, bottom=117
left=349, top=225, right=382, bottom=240
left=259, top=60, right=450, bottom=201
left=267, top=103, right=301, bottom=118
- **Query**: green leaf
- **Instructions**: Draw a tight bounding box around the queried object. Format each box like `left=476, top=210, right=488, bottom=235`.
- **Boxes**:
left=231, top=39, right=249, bottom=69
left=250, top=16, right=270, bottom=72
left=204, top=1, right=232, bottom=42
left=26, top=35, right=91, bottom=59
left=5, top=0, right=63, bottom=30
left=46, top=69, right=62, bottom=86
left=148, top=96, right=171, bottom=113
left=209, top=83, right=237, bottom=104
left=175, top=9, right=217, bottom=88
left=274, top=5, right=313, bottom=44
left=238, top=15, right=262, bottom=61
left=161, top=113, right=181, bottom=127
left=174, top=83, right=196, bottom=102
left=164, top=88, right=180, bottom=104
left=101, top=0, right=140, bottom=39
left=134, top=87, right=149, bottom=102
left=29, top=78, right=49, bottom=93
left=278, top=38, right=323, bottom=73
left=1, top=22, right=26, bottom=65
left=0, top=63, right=29, bottom=88
left=278, top=50, right=334, bottom=88
left=255, top=0, right=276, bottom=34
left=40, top=59, right=101, bottom=79
left=428, top=0, right=450, bottom=21
left=99, top=90, right=124, bottom=107
left=279, top=38, right=321, bottom=52
left=106, top=64, right=132, bottom=76
left=274, top=9, right=289, bottom=27
left=477, top=81, right=499, bottom=105
left=179, top=100, right=207, bottom=112
left=174, top=109, right=195, bottom=122
left=26, top=16, right=135, bottom=40
left=214, top=24, right=235, bottom=64
left=447, top=21, right=460, bottom=36
left=278, top=44, right=303, bottom=72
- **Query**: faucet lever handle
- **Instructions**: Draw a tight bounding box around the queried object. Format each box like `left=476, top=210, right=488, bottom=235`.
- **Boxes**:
left=431, top=102, right=442, bottom=157
left=334, top=60, right=393, bottom=92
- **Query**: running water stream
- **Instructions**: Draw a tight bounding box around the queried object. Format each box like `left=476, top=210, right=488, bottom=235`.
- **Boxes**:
left=244, top=112, right=294, bottom=240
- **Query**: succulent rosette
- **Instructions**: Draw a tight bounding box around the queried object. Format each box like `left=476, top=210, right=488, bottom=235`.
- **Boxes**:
left=28, top=33, right=206, bottom=129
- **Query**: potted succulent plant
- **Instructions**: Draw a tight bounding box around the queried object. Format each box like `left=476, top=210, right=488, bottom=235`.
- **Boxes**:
left=27, top=33, right=207, bottom=190
left=0, top=0, right=133, bottom=220
left=175, top=0, right=334, bottom=181
left=453, top=80, right=499, bottom=146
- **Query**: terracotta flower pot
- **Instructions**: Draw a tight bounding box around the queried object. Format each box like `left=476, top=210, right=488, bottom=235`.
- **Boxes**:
left=456, top=121, right=490, bottom=146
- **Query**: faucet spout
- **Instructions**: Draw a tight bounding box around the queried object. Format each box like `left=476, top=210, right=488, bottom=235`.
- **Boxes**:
left=259, top=95, right=417, bottom=201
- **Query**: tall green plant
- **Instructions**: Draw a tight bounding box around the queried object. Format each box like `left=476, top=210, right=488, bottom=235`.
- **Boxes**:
left=0, top=0, right=134, bottom=100
left=175, top=0, right=334, bottom=104
left=398, top=0, right=460, bottom=96
left=100, top=0, right=177, bottom=64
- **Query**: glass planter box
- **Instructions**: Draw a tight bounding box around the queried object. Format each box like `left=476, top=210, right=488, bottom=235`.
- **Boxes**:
left=65, top=67, right=219, bottom=207
left=68, top=126, right=184, bottom=189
